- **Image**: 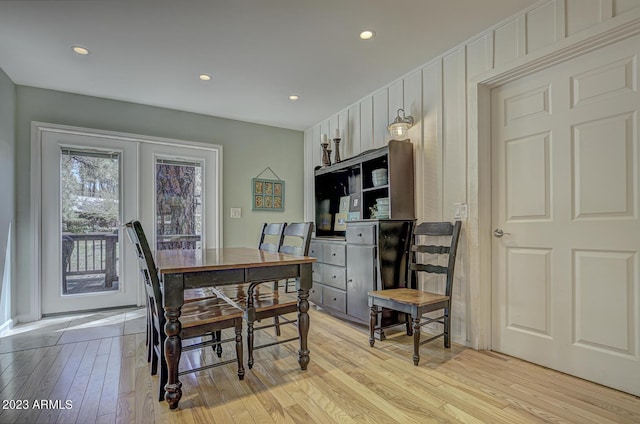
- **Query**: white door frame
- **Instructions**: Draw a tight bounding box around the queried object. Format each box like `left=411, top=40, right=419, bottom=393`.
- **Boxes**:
left=30, top=122, right=223, bottom=321
left=467, top=11, right=640, bottom=349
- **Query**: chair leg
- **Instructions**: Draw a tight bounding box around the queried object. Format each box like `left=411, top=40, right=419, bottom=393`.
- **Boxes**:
left=146, top=302, right=152, bottom=363
left=234, top=319, right=245, bottom=380
left=150, top=325, right=159, bottom=376
left=444, top=307, right=450, bottom=349
left=273, top=316, right=281, bottom=336
left=247, top=320, right=255, bottom=369
left=214, top=331, right=223, bottom=357
left=151, top=346, right=159, bottom=376
left=412, top=316, right=421, bottom=366
left=272, top=281, right=282, bottom=336
left=405, top=313, right=413, bottom=336
left=369, top=305, right=377, bottom=347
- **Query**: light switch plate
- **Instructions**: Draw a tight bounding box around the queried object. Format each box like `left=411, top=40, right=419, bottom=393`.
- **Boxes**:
left=230, top=207, right=242, bottom=218
left=454, top=203, right=468, bottom=219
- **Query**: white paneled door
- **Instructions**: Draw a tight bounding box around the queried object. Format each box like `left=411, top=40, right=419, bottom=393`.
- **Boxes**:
left=491, top=34, right=640, bottom=396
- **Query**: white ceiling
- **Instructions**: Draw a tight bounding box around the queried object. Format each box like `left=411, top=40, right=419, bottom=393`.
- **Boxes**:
left=0, top=0, right=539, bottom=131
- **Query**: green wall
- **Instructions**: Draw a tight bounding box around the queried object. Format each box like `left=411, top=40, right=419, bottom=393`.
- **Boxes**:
left=15, top=86, right=304, bottom=319
left=0, top=68, right=16, bottom=326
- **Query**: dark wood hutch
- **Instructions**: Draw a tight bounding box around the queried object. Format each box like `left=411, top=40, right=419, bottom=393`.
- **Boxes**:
left=310, top=140, right=415, bottom=334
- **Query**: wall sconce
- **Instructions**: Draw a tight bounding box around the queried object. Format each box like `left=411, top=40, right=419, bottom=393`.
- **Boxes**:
left=387, top=108, right=414, bottom=140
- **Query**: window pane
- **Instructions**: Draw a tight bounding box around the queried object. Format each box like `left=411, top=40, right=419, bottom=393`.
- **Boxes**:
left=155, top=160, right=202, bottom=250
left=60, top=149, right=120, bottom=294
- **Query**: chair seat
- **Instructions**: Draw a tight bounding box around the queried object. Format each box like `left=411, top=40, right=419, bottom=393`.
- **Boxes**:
left=214, top=284, right=298, bottom=313
left=180, top=297, right=244, bottom=328
left=184, top=287, right=218, bottom=303
left=369, top=288, right=449, bottom=307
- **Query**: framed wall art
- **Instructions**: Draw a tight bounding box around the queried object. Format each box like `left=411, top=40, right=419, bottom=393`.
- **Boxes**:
left=252, top=167, right=285, bottom=211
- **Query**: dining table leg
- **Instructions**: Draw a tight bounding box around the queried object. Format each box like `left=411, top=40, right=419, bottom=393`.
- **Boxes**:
left=297, top=263, right=312, bottom=370
left=162, top=274, right=183, bottom=409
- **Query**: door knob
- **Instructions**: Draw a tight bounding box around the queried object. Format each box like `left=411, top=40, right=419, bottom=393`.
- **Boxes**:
left=494, top=228, right=511, bottom=238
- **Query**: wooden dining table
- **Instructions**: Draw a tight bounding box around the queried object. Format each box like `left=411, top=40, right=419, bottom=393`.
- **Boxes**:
left=155, top=247, right=316, bottom=409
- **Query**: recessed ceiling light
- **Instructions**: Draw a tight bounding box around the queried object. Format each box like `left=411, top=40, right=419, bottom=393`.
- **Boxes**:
left=359, top=30, right=375, bottom=40
left=199, top=74, right=212, bottom=81
left=289, top=94, right=300, bottom=101
left=72, top=46, right=90, bottom=55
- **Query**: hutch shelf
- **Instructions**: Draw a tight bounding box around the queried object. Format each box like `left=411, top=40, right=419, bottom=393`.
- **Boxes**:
left=311, top=140, right=415, bottom=332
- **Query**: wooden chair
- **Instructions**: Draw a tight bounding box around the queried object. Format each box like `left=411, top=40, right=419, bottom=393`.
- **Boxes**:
left=368, top=221, right=461, bottom=365
left=124, top=221, right=245, bottom=402
left=259, top=222, right=287, bottom=252
left=214, top=222, right=314, bottom=369
left=139, top=234, right=221, bottom=364
left=257, top=222, right=290, bottom=328
left=259, top=222, right=299, bottom=293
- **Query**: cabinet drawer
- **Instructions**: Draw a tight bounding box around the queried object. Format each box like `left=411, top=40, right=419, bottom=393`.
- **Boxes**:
left=322, top=264, right=346, bottom=290
left=309, top=242, right=323, bottom=261
left=309, top=284, right=322, bottom=305
left=312, top=262, right=323, bottom=282
left=322, top=286, right=346, bottom=313
left=323, top=243, right=346, bottom=266
left=346, top=224, right=376, bottom=245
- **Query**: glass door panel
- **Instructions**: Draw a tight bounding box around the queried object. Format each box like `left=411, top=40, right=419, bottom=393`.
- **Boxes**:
left=155, top=159, right=202, bottom=250
left=61, top=149, right=121, bottom=295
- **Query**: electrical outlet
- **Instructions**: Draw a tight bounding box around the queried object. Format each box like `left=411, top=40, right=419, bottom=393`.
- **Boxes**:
left=454, top=203, right=468, bottom=219
left=230, top=207, right=242, bottom=219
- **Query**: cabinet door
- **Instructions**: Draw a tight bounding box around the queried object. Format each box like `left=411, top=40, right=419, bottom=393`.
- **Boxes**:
left=309, top=241, right=323, bottom=261
left=346, top=245, right=376, bottom=323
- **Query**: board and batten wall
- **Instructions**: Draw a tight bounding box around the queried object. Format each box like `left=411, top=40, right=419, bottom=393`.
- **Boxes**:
left=304, top=0, right=640, bottom=349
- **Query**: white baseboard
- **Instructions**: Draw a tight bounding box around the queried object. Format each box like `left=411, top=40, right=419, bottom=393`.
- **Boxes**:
left=0, top=317, right=15, bottom=336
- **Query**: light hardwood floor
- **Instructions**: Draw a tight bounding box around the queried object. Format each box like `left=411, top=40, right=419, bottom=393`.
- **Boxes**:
left=0, top=306, right=638, bottom=424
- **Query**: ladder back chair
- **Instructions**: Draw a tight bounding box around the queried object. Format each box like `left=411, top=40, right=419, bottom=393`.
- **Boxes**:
left=124, top=221, right=245, bottom=402
left=259, top=222, right=287, bottom=252
left=214, top=222, right=314, bottom=369
left=139, top=238, right=221, bottom=365
left=368, top=221, right=461, bottom=365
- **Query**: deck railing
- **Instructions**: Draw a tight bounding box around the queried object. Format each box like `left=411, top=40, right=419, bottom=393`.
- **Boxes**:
left=61, top=232, right=201, bottom=294
left=62, top=232, right=119, bottom=293
left=156, top=234, right=201, bottom=250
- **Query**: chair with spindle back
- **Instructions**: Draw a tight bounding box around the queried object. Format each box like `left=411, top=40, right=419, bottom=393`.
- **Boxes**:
left=368, top=221, right=461, bottom=365
left=124, top=220, right=245, bottom=402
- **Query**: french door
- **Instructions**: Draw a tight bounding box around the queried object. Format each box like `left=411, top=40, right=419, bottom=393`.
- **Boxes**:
left=138, top=142, right=220, bottom=252
left=41, top=131, right=138, bottom=314
left=38, top=125, right=220, bottom=315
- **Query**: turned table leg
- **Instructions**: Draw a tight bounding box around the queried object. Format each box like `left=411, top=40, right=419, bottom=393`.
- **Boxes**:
left=297, top=287, right=310, bottom=370
left=297, top=264, right=312, bottom=370
left=164, top=307, right=182, bottom=409
left=162, top=273, right=184, bottom=409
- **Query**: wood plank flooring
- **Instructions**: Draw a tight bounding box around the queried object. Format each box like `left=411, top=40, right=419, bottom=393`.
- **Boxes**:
left=0, top=306, right=638, bottom=423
